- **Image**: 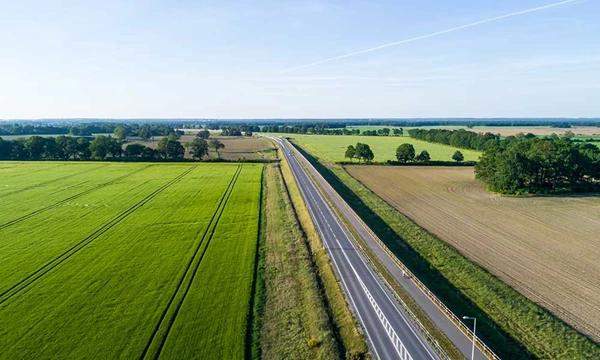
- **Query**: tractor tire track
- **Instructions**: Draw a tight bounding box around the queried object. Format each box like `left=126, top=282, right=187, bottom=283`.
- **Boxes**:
left=140, top=165, right=243, bottom=360
left=0, top=165, right=153, bottom=232
left=0, top=165, right=197, bottom=306
left=0, top=164, right=108, bottom=199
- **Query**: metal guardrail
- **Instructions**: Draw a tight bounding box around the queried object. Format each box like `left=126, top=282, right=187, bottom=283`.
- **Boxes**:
left=286, top=139, right=501, bottom=360
left=276, top=137, right=418, bottom=360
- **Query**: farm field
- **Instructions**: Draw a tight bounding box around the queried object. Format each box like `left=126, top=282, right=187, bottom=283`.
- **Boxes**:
left=286, top=134, right=481, bottom=162
left=131, top=135, right=275, bottom=160
left=347, top=165, right=600, bottom=341
left=0, top=162, right=262, bottom=359
left=403, top=125, right=600, bottom=137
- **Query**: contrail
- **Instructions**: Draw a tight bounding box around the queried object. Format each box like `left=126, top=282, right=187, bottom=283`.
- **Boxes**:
left=278, top=0, right=582, bottom=73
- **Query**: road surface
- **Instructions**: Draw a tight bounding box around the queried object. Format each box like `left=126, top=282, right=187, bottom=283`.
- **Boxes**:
left=271, top=136, right=441, bottom=360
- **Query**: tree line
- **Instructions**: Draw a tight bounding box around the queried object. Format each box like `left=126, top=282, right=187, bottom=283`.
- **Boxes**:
left=408, top=128, right=500, bottom=151
left=0, top=133, right=226, bottom=161
left=263, top=124, right=404, bottom=136
left=475, top=137, right=600, bottom=194
left=0, top=123, right=177, bottom=138
left=343, top=142, right=465, bottom=164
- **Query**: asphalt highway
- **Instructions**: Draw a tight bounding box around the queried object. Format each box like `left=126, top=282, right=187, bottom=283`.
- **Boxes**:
left=271, top=136, right=441, bottom=360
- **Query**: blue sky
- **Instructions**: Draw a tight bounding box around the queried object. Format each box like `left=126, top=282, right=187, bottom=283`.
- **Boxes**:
left=1, top=0, right=598, bottom=119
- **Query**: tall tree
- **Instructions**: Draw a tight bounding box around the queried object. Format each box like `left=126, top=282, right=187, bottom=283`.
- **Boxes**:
left=345, top=145, right=356, bottom=162
left=396, top=143, right=415, bottom=162
left=114, top=126, right=128, bottom=141
left=138, top=127, right=152, bottom=141
left=355, top=142, right=374, bottom=163
left=157, top=138, right=185, bottom=159
left=196, top=129, right=210, bottom=139
left=415, top=150, right=431, bottom=162
left=452, top=151, right=464, bottom=162
left=24, top=136, right=46, bottom=159
left=90, top=135, right=111, bottom=159
left=209, top=138, right=225, bottom=158
left=190, top=138, right=209, bottom=159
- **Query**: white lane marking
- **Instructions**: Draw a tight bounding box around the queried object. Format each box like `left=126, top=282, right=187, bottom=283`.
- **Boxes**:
left=282, top=138, right=437, bottom=360
left=279, top=141, right=383, bottom=360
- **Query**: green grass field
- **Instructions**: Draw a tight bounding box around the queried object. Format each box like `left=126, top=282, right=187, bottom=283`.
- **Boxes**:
left=0, top=162, right=262, bottom=359
left=284, top=133, right=481, bottom=162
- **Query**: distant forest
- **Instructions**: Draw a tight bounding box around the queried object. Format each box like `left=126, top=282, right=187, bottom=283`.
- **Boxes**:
left=1, top=118, right=599, bottom=137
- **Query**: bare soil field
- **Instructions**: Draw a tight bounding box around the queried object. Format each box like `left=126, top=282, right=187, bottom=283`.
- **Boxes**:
left=347, top=165, right=600, bottom=341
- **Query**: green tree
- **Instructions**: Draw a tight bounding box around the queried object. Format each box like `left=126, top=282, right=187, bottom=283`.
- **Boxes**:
left=76, top=137, right=91, bottom=159
left=392, top=128, right=403, bottom=136
left=138, top=127, right=152, bottom=141
left=89, top=135, right=111, bottom=159
left=69, top=126, right=81, bottom=136
left=345, top=145, right=356, bottom=162
left=190, top=138, right=209, bottom=159
left=415, top=150, right=431, bottom=162
left=196, top=129, right=210, bottom=139
left=452, top=150, right=464, bottom=162
left=167, top=132, right=182, bottom=141
left=209, top=138, right=225, bottom=158
left=157, top=138, right=185, bottom=159
left=354, top=142, right=374, bottom=163
left=24, top=136, right=46, bottom=159
left=114, top=126, right=128, bottom=141
left=125, top=143, right=146, bottom=157
left=396, top=143, right=415, bottom=162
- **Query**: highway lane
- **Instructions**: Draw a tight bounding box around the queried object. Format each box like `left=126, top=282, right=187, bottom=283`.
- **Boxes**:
left=271, top=136, right=441, bottom=360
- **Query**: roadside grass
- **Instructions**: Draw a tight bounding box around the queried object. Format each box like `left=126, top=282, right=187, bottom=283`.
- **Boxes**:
left=284, top=134, right=480, bottom=163
left=0, top=162, right=263, bottom=359
left=258, top=163, right=340, bottom=360
left=298, top=162, right=463, bottom=360
left=292, top=144, right=600, bottom=360
left=278, top=148, right=369, bottom=359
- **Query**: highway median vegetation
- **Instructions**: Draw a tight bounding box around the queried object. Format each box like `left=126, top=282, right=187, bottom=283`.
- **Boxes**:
left=277, top=148, right=369, bottom=359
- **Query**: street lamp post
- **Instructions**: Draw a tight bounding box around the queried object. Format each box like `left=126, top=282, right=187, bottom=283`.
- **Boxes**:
left=462, top=316, right=477, bottom=360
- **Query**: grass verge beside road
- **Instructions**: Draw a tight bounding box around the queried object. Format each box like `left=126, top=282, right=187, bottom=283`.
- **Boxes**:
left=277, top=150, right=369, bottom=359
left=291, top=142, right=600, bottom=360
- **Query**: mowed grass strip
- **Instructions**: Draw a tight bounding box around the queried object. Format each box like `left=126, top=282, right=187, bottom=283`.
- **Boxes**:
left=157, top=165, right=263, bottom=360
left=0, top=163, right=254, bottom=359
left=285, top=133, right=481, bottom=163
left=259, top=164, right=341, bottom=360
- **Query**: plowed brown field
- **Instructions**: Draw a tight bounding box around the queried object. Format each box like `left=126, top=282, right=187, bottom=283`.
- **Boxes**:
left=347, top=165, right=600, bottom=341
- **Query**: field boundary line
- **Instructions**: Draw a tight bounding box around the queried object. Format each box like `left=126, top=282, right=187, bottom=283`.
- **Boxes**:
left=0, top=164, right=109, bottom=199
left=0, top=165, right=154, bottom=231
left=0, top=165, right=196, bottom=306
left=287, top=139, right=500, bottom=360
left=140, top=165, right=243, bottom=360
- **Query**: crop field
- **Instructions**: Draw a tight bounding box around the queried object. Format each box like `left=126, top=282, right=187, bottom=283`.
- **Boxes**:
left=286, top=133, right=481, bottom=162
left=347, top=165, right=600, bottom=341
left=133, top=135, right=275, bottom=160
left=0, top=162, right=262, bottom=359
left=402, top=125, right=600, bottom=137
